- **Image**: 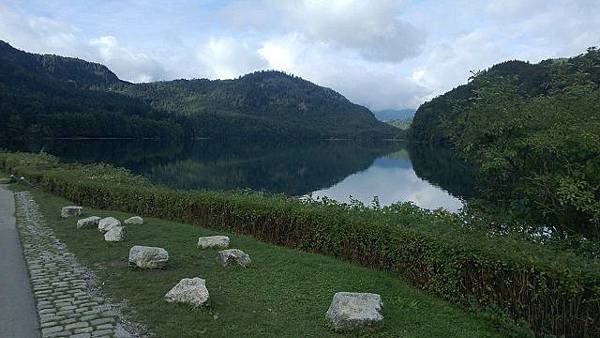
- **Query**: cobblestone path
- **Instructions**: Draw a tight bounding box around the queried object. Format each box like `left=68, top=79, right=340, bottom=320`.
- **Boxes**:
left=14, top=191, right=141, bottom=338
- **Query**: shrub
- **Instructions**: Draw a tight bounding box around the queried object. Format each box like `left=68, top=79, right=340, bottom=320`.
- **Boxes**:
left=1, top=151, right=598, bottom=337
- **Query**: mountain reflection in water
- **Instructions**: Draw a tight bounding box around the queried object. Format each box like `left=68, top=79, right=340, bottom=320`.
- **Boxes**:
left=6, top=139, right=474, bottom=211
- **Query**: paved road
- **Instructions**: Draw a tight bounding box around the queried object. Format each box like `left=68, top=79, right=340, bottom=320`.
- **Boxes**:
left=0, top=185, right=40, bottom=338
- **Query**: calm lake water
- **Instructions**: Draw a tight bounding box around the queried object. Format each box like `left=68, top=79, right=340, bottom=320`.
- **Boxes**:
left=8, top=140, right=475, bottom=211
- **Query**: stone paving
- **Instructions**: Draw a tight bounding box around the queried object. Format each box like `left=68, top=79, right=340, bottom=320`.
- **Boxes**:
left=14, top=192, right=141, bottom=338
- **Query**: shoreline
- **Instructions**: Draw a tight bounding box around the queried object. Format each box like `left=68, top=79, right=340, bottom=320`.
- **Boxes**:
left=1, top=151, right=596, bottom=337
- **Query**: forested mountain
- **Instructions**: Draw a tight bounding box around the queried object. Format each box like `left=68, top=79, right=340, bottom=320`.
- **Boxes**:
left=114, top=71, right=397, bottom=139
left=0, top=41, right=181, bottom=140
left=409, top=48, right=600, bottom=233
left=0, top=41, right=399, bottom=141
left=374, top=109, right=415, bottom=130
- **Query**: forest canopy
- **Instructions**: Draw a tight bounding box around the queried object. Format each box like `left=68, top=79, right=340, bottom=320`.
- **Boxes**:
left=409, top=48, right=600, bottom=234
left=0, top=40, right=400, bottom=141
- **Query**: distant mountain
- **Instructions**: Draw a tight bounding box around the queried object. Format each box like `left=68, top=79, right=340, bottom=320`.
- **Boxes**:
left=0, top=41, right=400, bottom=141
left=386, top=118, right=412, bottom=130
left=114, top=71, right=400, bottom=139
left=372, top=109, right=415, bottom=122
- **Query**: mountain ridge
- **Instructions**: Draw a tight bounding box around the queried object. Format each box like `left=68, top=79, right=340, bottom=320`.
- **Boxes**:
left=0, top=41, right=400, bottom=141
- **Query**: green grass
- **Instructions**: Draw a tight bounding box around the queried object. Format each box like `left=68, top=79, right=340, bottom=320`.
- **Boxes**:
left=19, top=186, right=508, bottom=338
left=4, top=152, right=596, bottom=336
left=0, top=173, right=10, bottom=183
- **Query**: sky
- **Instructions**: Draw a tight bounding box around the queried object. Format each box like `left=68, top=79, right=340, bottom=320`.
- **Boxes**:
left=0, top=0, right=598, bottom=110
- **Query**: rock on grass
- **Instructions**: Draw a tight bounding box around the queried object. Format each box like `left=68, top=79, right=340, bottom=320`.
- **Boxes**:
left=217, top=249, right=251, bottom=267
left=198, top=236, right=230, bottom=249
left=77, top=216, right=100, bottom=229
left=98, top=217, right=121, bottom=232
left=124, top=216, right=143, bottom=225
left=325, top=292, right=383, bottom=332
left=61, top=206, right=82, bottom=218
left=104, top=226, right=126, bottom=242
left=128, top=245, right=169, bottom=269
left=164, top=278, right=209, bottom=306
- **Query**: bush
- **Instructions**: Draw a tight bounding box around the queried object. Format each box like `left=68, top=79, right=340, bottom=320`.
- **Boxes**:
left=1, top=151, right=598, bottom=337
left=409, top=49, right=600, bottom=235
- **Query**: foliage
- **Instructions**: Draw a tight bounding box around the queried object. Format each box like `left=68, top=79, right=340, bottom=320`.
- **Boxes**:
left=409, top=48, right=600, bottom=235
left=386, top=117, right=413, bottom=130
left=0, top=41, right=400, bottom=141
left=23, top=187, right=511, bottom=337
left=2, top=152, right=598, bottom=337
left=114, top=71, right=402, bottom=139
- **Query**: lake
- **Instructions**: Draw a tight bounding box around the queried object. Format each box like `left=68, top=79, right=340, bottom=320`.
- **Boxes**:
left=8, top=140, right=475, bottom=211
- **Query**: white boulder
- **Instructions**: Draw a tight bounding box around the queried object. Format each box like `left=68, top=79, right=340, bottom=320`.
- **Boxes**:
left=61, top=206, right=83, bottom=218
left=197, top=236, right=230, bottom=249
left=98, top=217, right=121, bottom=232
left=217, top=249, right=251, bottom=267
left=104, top=226, right=126, bottom=242
left=124, top=216, right=144, bottom=225
left=77, top=216, right=101, bottom=229
left=325, top=292, right=383, bottom=331
left=164, top=278, right=209, bottom=306
left=128, top=245, right=169, bottom=269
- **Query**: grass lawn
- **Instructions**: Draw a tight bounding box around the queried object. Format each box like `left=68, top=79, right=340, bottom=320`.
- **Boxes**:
left=17, top=185, right=508, bottom=337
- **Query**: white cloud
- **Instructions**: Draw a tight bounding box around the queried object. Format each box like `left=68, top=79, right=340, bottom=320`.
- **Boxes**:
left=254, top=33, right=428, bottom=110
left=258, top=34, right=299, bottom=71
left=0, top=5, right=167, bottom=83
left=196, top=36, right=267, bottom=79
left=1, top=0, right=599, bottom=110
left=279, top=0, right=423, bottom=62
left=406, top=0, right=600, bottom=102
left=89, top=35, right=166, bottom=83
left=0, top=5, right=80, bottom=56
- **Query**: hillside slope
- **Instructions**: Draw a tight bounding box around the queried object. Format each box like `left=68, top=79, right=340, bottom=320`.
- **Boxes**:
left=0, top=41, right=399, bottom=140
left=115, top=71, right=398, bottom=139
left=0, top=41, right=181, bottom=140
left=409, top=48, right=600, bottom=232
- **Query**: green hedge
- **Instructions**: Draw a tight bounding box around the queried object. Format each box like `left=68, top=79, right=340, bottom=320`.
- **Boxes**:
left=2, top=152, right=598, bottom=337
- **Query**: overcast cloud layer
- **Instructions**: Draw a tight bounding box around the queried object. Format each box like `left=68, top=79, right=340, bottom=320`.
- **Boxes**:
left=1, top=0, right=598, bottom=110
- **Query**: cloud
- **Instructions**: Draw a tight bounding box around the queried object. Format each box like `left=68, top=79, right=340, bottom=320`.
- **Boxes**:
left=1, top=0, right=599, bottom=110
left=196, top=36, right=267, bottom=79
left=0, top=5, right=167, bottom=83
left=89, top=35, right=166, bottom=83
left=258, top=35, right=299, bottom=71
left=0, top=4, right=80, bottom=56
left=279, top=0, right=423, bottom=62
left=406, top=0, right=600, bottom=101
left=255, top=33, right=428, bottom=110
left=220, top=0, right=424, bottom=63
